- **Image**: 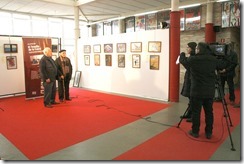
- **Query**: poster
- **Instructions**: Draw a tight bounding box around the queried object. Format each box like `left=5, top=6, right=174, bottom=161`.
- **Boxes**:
left=135, top=15, right=145, bottom=31
left=22, top=38, right=52, bottom=99
left=185, top=6, right=201, bottom=31
left=145, top=13, right=157, bottom=30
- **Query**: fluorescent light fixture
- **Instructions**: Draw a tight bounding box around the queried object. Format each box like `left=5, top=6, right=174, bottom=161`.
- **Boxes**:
left=134, top=10, right=158, bottom=16
left=76, top=0, right=95, bottom=6
left=216, top=0, right=229, bottom=2
left=107, top=16, right=125, bottom=22
left=179, top=3, right=201, bottom=9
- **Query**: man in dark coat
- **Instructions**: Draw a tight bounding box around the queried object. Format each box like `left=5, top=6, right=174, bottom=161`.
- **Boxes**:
left=179, top=42, right=197, bottom=122
left=218, top=43, right=238, bottom=105
left=39, top=47, right=59, bottom=108
left=55, top=49, right=73, bottom=102
left=180, top=42, right=218, bottom=139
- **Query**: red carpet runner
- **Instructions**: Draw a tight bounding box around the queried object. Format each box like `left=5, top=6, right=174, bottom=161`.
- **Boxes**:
left=0, top=88, right=169, bottom=160
left=114, top=90, right=240, bottom=160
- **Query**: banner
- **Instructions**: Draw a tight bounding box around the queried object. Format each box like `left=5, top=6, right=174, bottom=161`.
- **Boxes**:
left=22, top=38, right=52, bottom=99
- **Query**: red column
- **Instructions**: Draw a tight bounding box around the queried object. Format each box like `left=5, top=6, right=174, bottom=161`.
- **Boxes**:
left=205, top=23, right=216, bottom=43
left=169, top=11, right=180, bottom=102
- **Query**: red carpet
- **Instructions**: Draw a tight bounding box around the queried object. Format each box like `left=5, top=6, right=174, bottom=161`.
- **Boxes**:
left=0, top=88, right=169, bottom=160
left=114, top=90, right=240, bottom=160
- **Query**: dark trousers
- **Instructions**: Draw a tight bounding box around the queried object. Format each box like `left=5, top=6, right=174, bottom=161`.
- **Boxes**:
left=43, top=81, right=56, bottom=105
left=191, top=97, right=214, bottom=134
left=58, top=79, right=70, bottom=100
left=220, top=75, right=235, bottom=102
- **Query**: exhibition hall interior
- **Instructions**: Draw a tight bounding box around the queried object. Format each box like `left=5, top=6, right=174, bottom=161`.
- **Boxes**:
left=0, top=0, right=241, bottom=161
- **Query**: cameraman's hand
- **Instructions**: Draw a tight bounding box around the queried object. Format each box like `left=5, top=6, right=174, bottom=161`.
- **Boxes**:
left=219, top=69, right=226, bottom=73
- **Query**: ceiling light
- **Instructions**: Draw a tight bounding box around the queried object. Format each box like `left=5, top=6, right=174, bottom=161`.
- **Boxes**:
left=179, top=3, right=201, bottom=9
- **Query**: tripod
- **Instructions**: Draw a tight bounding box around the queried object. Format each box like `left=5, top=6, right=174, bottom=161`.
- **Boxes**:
left=177, top=73, right=235, bottom=151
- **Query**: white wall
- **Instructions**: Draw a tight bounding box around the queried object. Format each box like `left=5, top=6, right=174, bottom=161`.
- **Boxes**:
left=78, top=29, right=169, bottom=101
left=0, top=36, right=60, bottom=97
left=0, top=36, right=25, bottom=96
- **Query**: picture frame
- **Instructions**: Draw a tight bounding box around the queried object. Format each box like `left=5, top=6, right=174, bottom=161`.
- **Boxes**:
left=4, top=44, right=18, bottom=53
left=73, top=71, right=81, bottom=87
left=150, top=55, right=160, bottom=70
left=94, top=54, right=100, bottom=66
left=93, top=44, right=101, bottom=53
left=148, top=41, right=161, bottom=53
left=118, top=54, right=125, bottom=68
left=132, top=54, right=140, bottom=68
left=131, top=42, right=142, bottom=52
left=84, top=55, right=90, bottom=66
left=105, top=54, right=112, bottom=66
left=104, top=44, right=113, bottom=53
left=84, top=45, right=91, bottom=53
left=117, top=43, right=126, bottom=53
left=51, top=45, right=58, bottom=52
left=6, top=56, right=17, bottom=70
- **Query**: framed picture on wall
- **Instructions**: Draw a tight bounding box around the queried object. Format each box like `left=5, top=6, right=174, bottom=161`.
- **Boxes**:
left=118, top=54, right=125, bottom=68
left=73, top=71, right=81, bottom=87
left=132, top=54, right=140, bottom=68
left=94, top=54, right=100, bottom=66
left=84, top=55, right=90, bottom=66
left=84, top=45, right=91, bottom=53
left=93, top=44, right=101, bottom=53
left=150, top=55, right=160, bottom=70
left=6, top=56, right=17, bottom=70
left=117, top=43, right=126, bottom=53
left=4, top=44, right=18, bottom=53
left=104, top=44, right=113, bottom=53
left=52, top=45, right=58, bottom=52
left=131, top=42, right=142, bottom=52
left=148, top=41, right=161, bottom=53
left=105, top=54, right=112, bottom=66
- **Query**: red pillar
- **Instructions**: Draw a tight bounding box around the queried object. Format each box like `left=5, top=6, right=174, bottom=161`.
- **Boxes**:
left=205, top=23, right=216, bottom=43
left=169, top=11, right=180, bottom=102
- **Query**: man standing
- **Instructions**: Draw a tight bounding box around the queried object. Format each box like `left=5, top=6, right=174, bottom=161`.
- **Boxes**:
left=219, top=43, right=238, bottom=105
left=55, top=49, right=73, bottom=102
left=39, top=47, right=59, bottom=108
left=180, top=42, right=218, bottom=139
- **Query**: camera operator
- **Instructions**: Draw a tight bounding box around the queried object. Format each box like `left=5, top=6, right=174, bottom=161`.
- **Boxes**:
left=180, top=42, right=218, bottom=139
left=218, top=43, right=238, bottom=106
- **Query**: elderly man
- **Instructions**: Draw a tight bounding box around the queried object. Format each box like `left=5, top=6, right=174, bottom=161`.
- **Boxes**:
left=39, top=47, right=59, bottom=108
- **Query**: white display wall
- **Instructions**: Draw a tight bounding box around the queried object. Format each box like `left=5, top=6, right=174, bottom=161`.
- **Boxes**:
left=78, top=29, right=169, bottom=101
left=0, top=36, right=25, bottom=96
left=0, top=36, right=59, bottom=97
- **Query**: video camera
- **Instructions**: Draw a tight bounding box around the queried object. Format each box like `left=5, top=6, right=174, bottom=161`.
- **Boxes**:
left=208, top=43, right=227, bottom=58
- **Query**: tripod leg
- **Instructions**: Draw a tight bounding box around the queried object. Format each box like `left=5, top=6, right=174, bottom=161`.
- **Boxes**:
left=177, top=105, right=190, bottom=128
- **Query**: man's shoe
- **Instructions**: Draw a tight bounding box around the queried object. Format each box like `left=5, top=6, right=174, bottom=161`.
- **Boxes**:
left=206, top=133, right=212, bottom=139
left=66, top=98, right=72, bottom=101
left=60, top=99, right=64, bottom=102
left=51, top=101, right=60, bottom=105
left=233, top=103, right=240, bottom=108
left=188, top=130, right=199, bottom=138
left=186, top=118, right=192, bottom=122
left=44, top=104, right=53, bottom=108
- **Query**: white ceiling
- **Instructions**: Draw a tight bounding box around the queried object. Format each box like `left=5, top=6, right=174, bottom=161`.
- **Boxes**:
left=0, top=0, right=221, bottom=24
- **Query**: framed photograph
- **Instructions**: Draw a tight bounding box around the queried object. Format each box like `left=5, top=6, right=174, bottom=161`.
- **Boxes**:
left=131, top=42, right=142, bottom=52
left=94, top=54, right=100, bottom=66
left=148, top=41, right=161, bottom=53
left=4, top=44, right=18, bottom=53
left=6, top=56, right=17, bottom=70
left=132, top=54, right=140, bottom=68
left=73, top=71, right=81, bottom=87
left=84, top=45, right=91, bottom=53
left=84, top=55, right=90, bottom=66
left=104, top=44, right=113, bottom=53
left=118, top=54, right=125, bottom=68
left=117, top=43, right=126, bottom=53
left=105, top=54, right=112, bottom=66
left=150, top=55, right=160, bottom=70
left=52, top=45, right=58, bottom=52
left=93, top=44, right=101, bottom=53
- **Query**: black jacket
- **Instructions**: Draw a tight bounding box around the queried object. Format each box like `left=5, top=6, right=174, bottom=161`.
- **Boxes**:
left=39, top=55, right=57, bottom=82
left=180, top=53, right=218, bottom=98
left=55, top=57, right=73, bottom=81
